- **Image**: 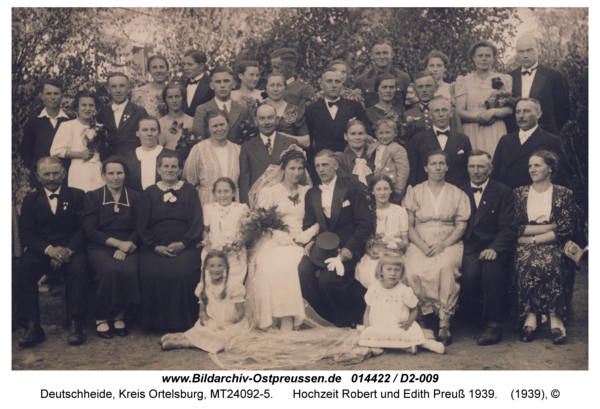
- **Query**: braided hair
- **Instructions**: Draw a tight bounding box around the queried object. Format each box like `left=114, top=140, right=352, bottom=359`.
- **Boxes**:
left=367, top=174, right=395, bottom=235
left=200, top=249, right=230, bottom=307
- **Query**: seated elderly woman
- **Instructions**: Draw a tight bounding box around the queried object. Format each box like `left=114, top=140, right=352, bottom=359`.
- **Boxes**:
left=402, top=150, right=470, bottom=346
left=512, top=150, right=577, bottom=345
left=137, top=149, right=203, bottom=330
left=82, top=156, right=142, bottom=339
left=182, top=110, right=241, bottom=205
left=124, top=115, right=164, bottom=192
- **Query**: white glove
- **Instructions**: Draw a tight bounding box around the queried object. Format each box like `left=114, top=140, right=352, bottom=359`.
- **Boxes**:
left=295, top=223, right=319, bottom=245
left=325, top=255, right=345, bottom=276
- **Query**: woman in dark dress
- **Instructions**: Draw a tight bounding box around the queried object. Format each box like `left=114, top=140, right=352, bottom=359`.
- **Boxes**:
left=512, top=150, right=577, bottom=345
left=366, top=74, right=404, bottom=135
left=82, top=157, right=142, bottom=338
left=137, top=149, right=203, bottom=330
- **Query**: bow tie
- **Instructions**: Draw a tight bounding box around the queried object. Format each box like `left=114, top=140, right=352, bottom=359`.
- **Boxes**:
left=187, top=78, right=201, bottom=85
left=436, top=130, right=450, bottom=137
left=471, top=187, right=483, bottom=194
left=327, top=100, right=341, bottom=108
left=420, top=104, right=429, bottom=111
left=49, top=193, right=59, bottom=200
left=522, top=67, right=538, bottom=76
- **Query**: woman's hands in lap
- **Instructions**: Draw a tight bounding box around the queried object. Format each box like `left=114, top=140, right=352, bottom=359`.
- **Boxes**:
left=113, top=249, right=128, bottom=260
left=154, top=245, right=176, bottom=258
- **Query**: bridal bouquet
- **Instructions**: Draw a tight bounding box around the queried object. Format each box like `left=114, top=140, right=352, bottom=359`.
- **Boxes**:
left=237, top=206, right=288, bottom=250
left=484, top=77, right=517, bottom=109
left=83, top=118, right=113, bottom=160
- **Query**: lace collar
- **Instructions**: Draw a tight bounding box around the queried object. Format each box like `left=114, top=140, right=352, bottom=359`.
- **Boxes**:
left=157, top=180, right=184, bottom=192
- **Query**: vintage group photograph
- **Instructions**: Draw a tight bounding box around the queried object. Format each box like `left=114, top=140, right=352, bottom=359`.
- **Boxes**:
left=10, top=7, right=588, bottom=371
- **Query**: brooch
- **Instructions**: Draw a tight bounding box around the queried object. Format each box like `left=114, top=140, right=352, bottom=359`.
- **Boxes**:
left=288, top=193, right=300, bottom=206
left=113, top=204, right=120, bottom=213
left=163, top=191, right=177, bottom=203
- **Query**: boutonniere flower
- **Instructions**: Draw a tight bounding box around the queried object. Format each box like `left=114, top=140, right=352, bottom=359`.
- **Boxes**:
left=122, top=114, right=130, bottom=122
left=63, top=201, right=68, bottom=210
left=284, top=110, right=298, bottom=124
left=163, top=192, right=177, bottom=203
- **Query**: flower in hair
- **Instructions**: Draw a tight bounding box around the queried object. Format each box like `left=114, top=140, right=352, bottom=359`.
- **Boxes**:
left=279, top=144, right=307, bottom=161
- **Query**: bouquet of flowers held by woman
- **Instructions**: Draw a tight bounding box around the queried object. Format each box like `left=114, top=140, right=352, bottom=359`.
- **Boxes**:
left=485, top=77, right=517, bottom=109
left=174, top=124, right=200, bottom=162
left=83, top=118, right=114, bottom=161
left=365, top=232, right=408, bottom=259
left=236, top=206, right=288, bottom=250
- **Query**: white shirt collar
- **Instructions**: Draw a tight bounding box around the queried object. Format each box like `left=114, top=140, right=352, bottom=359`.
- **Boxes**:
left=323, top=96, right=340, bottom=104
left=519, top=124, right=538, bottom=139
left=38, top=108, right=69, bottom=120
left=112, top=99, right=129, bottom=111
left=320, top=174, right=337, bottom=190
left=193, top=73, right=204, bottom=81
left=433, top=125, right=450, bottom=134
left=214, top=98, right=231, bottom=110
left=44, top=186, right=61, bottom=199
left=521, top=62, right=539, bottom=72
left=471, top=177, right=489, bottom=191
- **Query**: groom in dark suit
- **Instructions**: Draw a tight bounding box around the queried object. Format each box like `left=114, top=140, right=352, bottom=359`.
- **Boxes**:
left=239, top=104, right=298, bottom=205
left=182, top=49, right=214, bottom=117
left=459, top=150, right=517, bottom=345
left=298, top=150, right=372, bottom=327
left=97, top=72, right=148, bottom=157
left=506, top=35, right=570, bottom=135
left=491, top=98, right=572, bottom=189
left=17, top=157, right=88, bottom=347
left=407, top=96, right=472, bottom=187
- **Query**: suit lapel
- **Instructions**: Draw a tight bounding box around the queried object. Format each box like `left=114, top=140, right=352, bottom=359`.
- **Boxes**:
left=474, top=180, right=498, bottom=226
left=334, top=99, right=351, bottom=136
left=444, top=130, right=462, bottom=155
left=423, top=129, right=441, bottom=152
left=36, top=190, right=54, bottom=220
left=329, top=178, right=347, bottom=230
left=228, top=100, right=242, bottom=127
left=311, top=187, right=328, bottom=231
left=506, top=128, right=546, bottom=167
left=191, top=75, right=211, bottom=109
left=117, top=102, right=134, bottom=132
left=512, top=69, right=523, bottom=98
left=529, top=65, right=548, bottom=100
left=315, top=99, right=336, bottom=134
left=101, top=106, right=117, bottom=132
left=248, top=136, right=271, bottom=167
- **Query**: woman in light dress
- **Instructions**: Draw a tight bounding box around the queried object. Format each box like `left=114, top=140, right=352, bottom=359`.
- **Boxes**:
left=231, top=60, right=263, bottom=109
left=455, top=40, right=513, bottom=156
left=158, top=82, right=194, bottom=150
left=131, top=55, right=169, bottom=118
left=182, top=110, right=241, bottom=205
left=402, top=150, right=470, bottom=346
left=50, top=90, right=104, bottom=192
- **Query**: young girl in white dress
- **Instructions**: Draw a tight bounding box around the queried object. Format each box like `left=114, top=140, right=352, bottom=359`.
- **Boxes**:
left=161, top=250, right=246, bottom=353
left=355, top=175, right=409, bottom=289
left=201, top=177, right=249, bottom=286
left=359, top=253, right=445, bottom=355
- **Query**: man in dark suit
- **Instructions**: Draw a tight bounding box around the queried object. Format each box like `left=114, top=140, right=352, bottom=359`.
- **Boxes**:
left=17, top=157, right=89, bottom=347
left=408, top=96, right=472, bottom=187
left=97, top=72, right=148, bottom=157
left=298, top=150, right=372, bottom=327
left=239, top=104, right=299, bottom=205
left=182, top=49, right=214, bottom=117
left=306, top=68, right=372, bottom=155
left=271, top=48, right=315, bottom=108
left=491, top=98, right=572, bottom=189
left=20, top=77, right=70, bottom=189
left=459, top=150, right=517, bottom=345
left=192, top=66, right=250, bottom=144
left=506, top=35, right=570, bottom=135
left=354, top=40, right=411, bottom=108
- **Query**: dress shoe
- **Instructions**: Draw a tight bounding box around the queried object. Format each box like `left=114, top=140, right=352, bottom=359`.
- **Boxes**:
left=520, top=326, right=535, bottom=342
left=67, top=319, right=84, bottom=345
left=96, top=322, right=112, bottom=339
left=551, top=328, right=567, bottom=345
left=113, top=320, right=128, bottom=337
left=477, top=321, right=502, bottom=345
left=438, top=327, right=452, bottom=346
left=18, top=322, right=46, bottom=347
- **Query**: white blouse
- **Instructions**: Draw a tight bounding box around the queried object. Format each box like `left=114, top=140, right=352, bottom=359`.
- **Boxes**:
left=527, top=186, right=553, bottom=223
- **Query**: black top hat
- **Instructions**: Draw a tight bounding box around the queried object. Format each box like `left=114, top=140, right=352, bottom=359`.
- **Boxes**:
left=309, top=232, right=340, bottom=267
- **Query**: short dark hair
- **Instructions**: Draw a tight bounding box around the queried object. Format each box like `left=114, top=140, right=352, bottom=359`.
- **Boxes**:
left=212, top=177, right=237, bottom=194
left=414, top=70, right=435, bottom=82
left=71, top=90, right=99, bottom=112
left=156, top=149, right=182, bottom=169
left=468, top=149, right=492, bottom=161
left=101, top=156, right=131, bottom=183
left=424, top=50, right=449, bottom=69
left=206, top=109, right=229, bottom=129
left=265, top=71, right=286, bottom=85
left=235, top=60, right=259, bottom=79
left=531, top=150, right=560, bottom=179
left=368, top=174, right=394, bottom=193
left=423, top=149, right=450, bottom=165
left=327, top=60, right=349, bottom=70
left=184, top=49, right=207, bottom=65
left=147, top=55, right=169, bottom=71
left=372, top=39, right=392, bottom=51
left=211, top=66, right=234, bottom=80
left=374, top=73, right=396, bottom=93
left=41, top=77, right=63, bottom=92
left=137, top=114, right=161, bottom=133
left=469, top=40, right=498, bottom=60
left=107, top=72, right=130, bottom=84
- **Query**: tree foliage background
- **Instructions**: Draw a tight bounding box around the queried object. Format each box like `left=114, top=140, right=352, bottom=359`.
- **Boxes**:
left=12, top=7, right=588, bottom=227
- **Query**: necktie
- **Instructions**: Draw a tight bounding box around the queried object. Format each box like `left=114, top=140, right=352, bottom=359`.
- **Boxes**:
left=472, top=187, right=482, bottom=194
left=265, top=137, right=272, bottom=155
left=522, top=66, right=537, bottom=76
left=328, top=100, right=340, bottom=108
left=49, top=193, right=59, bottom=200
left=222, top=103, right=229, bottom=115
left=436, top=130, right=450, bottom=137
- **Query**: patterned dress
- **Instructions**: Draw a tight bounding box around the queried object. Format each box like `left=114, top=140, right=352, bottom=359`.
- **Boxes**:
left=512, top=185, right=577, bottom=324
left=131, top=83, right=166, bottom=118
left=158, top=114, right=194, bottom=150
